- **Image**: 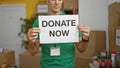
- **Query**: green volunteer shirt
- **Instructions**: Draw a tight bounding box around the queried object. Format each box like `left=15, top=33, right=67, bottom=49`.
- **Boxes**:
left=33, top=12, right=82, bottom=68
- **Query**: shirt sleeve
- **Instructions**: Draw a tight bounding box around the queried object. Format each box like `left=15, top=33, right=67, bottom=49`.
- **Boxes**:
left=33, top=19, right=39, bottom=27
left=79, top=30, right=82, bottom=37
left=33, top=19, right=40, bottom=40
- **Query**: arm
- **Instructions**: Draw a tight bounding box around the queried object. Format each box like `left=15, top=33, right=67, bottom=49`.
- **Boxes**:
left=75, top=24, right=90, bottom=53
left=27, top=28, right=40, bottom=55
left=75, top=37, right=89, bottom=53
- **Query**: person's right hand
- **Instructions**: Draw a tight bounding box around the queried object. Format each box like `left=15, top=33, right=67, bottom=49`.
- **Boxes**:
left=27, top=28, right=40, bottom=56
left=27, top=28, right=40, bottom=42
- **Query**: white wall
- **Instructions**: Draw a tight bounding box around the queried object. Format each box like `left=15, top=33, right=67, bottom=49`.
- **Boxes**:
left=79, top=0, right=108, bottom=30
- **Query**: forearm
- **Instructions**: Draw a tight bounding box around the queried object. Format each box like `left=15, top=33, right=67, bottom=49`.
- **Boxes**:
left=27, top=40, right=40, bottom=55
left=75, top=38, right=89, bottom=53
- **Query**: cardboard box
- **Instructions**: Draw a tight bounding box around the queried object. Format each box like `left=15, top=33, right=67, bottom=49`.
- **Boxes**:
left=108, top=2, right=120, bottom=52
left=108, top=25, right=115, bottom=53
left=75, top=45, right=92, bottom=68
left=75, top=31, right=106, bottom=68
left=0, top=49, right=15, bottom=65
left=108, top=2, right=120, bottom=26
left=88, top=31, right=106, bottom=56
left=109, top=14, right=120, bottom=26
left=75, top=57, right=91, bottom=68
left=93, top=31, right=106, bottom=55
left=63, top=0, right=78, bottom=9
left=19, top=51, right=41, bottom=68
left=108, top=25, right=120, bottom=53
left=118, top=3, right=120, bottom=18
left=109, top=2, right=120, bottom=16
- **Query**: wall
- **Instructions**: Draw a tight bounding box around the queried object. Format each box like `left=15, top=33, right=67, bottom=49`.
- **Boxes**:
left=0, top=0, right=41, bottom=19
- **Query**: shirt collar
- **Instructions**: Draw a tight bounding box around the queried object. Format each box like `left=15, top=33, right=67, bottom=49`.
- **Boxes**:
left=46, top=12, right=65, bottom=15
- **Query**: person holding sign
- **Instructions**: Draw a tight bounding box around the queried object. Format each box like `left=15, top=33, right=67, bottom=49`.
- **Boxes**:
left=27, top=0, right=90, bottom=68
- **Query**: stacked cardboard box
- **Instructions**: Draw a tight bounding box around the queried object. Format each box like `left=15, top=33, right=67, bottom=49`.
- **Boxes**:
left=19, top=51, right=41, bottom=68
left=75, top=31, right=106, bottom=68
left=0, top=49, right=15, bottom=66
left=108, top=2, right=120, bottom=53
left=109, top=2, right=120, bottom=26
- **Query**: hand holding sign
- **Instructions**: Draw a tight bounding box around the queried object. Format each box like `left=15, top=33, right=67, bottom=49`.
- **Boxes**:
left=27, top=28, right=40, bottom=42
left=39, top=15, right=79, bottom=44
left=27, top=28, right=40, bottom=55
left=77, top=25, right=90, bottom=38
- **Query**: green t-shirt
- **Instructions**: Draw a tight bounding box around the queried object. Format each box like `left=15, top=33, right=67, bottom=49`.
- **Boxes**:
left=33, top=13, right=82, bottom=68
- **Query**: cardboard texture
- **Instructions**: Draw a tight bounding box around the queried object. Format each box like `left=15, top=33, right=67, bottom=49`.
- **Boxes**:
left=108, top=25, right=116, bottom=52
left=108, top=2, right=120, bottom=26
left=0, top=49, right=15, bottom=65
left=109, top=25, right=120, bottom=53
left=75, top=57, right=91, bottom=68
left=109, top=14, right=120, bottom=26
left=108, top=2, right=120, bottom=53
left=63, top=0, right=78, bottom=9
left=109, top=2, right=120, bottom=16
left=75, top=31, right=106, bottom=68
left=94, top=31, right=106, bottom=55
left=19, top=51, right=41, bottom=68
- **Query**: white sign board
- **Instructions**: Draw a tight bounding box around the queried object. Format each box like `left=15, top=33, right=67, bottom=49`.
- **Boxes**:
left=116, top=29, right=120, bottom=46
left=39, top=15, right=79, bottom=44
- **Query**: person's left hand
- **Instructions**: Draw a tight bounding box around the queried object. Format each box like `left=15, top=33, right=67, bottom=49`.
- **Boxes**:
left=77, top=24, right=90, bottom=41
